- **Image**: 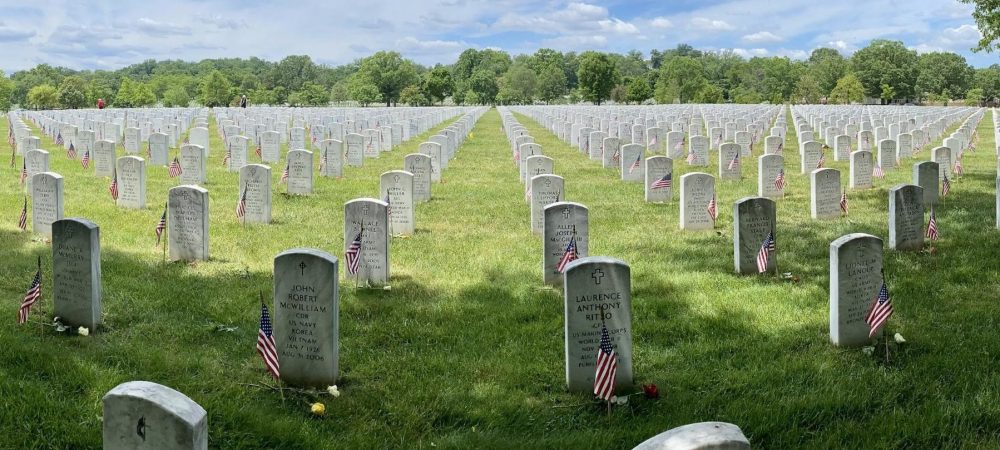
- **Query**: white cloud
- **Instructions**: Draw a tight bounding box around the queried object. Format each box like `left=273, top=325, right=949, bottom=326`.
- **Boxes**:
left=941, top=24, right=981, bottom=45
left=395, top=37, right=469, bottom=55
left=650, top=17, right=672, bottom=29
left=598, top=19, right=639, bottom=34
left=136, top=17, right=190, bottom=36
left=731, top=48, right=769, bottom=58
left=742, top=31, right=783, bottom=43
left=691, top=18, right=735, bottom=31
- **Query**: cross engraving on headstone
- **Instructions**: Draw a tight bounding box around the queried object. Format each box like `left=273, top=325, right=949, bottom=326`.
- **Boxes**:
left=362, top=204, right=370, bottom=216
left=299, top=261, right=307, bottom=275
left=136, top=416, right=146, bottom=441
left=562, top=207, right=571, bottom=220
left=592, top=269, right=604, bottom=285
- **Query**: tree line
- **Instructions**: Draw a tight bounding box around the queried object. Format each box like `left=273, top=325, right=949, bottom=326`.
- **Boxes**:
left=2, top=40, right=998, bottom=111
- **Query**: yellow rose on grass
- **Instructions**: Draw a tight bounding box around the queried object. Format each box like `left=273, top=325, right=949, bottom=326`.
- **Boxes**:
left=310, top=402, right=326, bottom=416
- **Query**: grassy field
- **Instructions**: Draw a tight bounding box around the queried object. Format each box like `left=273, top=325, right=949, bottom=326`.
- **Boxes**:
left=2, top=107, right=999, bottom=449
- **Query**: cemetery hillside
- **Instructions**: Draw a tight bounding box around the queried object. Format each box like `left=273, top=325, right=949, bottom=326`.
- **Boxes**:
left=3, top=2, right=1000, bottom=449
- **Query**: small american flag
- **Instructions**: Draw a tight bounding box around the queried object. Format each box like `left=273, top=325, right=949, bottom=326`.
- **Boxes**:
left=384, top=192, right=392, bottom=216
left=255, top=143, right=262, bottom=159
left=816, top=153, right=826, bottom=169
left=109, top=171, right=119, bottom=201
left=727, top=152, right=740, bottom=171
left=20, top=160, right=27, bottom=185
left=648, top=132, right=658, bottom=150
left=524, top=185, right=532, bottom=200
left=954, top=159, right=963, bottom=176
left=256, top=302, right=280, bottom=379
left=840, top=190, right=848, bottom=215
left=555, top=235, right=578, bottom=273
left=873, top=165, right=885, bottom=179
left=18, top=196, right=27, bottom=231
left=673, top=137, right=684, bottom=152
left=865, top=281, right=892, bottom=338
left=686, top=148, right=695, bottom=164
left=513, top=148, right=520, bottom=164
left=774, top=169, right=786, bottom=191
left=280, top=164, right=289, bottom=184
left=651, top=172, right=672, bottom=190
left=777, top=142, right=783, bottom=153
left=145, top=141, right=151, bottom=159
left=168, top=157, right=182, bottom=177
left=628, top=155, right=641, bottom=174
left=67, top=143, right=77, bottom=159
left=183, top=136, right=189, bottom=145
left=223, top=144, right=232, bottom=166
left=81, top=150, right=90, bottom=169
left=582, top=139, right=589, bottom=154
left=926, top=208, right=939, bottom=240
left=941, top=174, right=951, bottom=197
left=155, top=204, right=167, bottom=245
left=611, top=148, right=621, bottom=165
left=593, top=325, right=618, bottom=402
left=55, top=132, right=63, bottom=146
left=320, top=151, right=328, bottom=172
left=17, top=258, right=42, bottom=325
left=707, top=195, right=718, bottom=222
left=236, top=187, right=247, bottom=221
left=756, top=230, right=775, bottom=273
left=346, top=230, right=363, bottom=274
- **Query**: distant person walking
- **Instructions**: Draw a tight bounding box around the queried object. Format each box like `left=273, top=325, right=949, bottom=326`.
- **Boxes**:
left=240, top=95, right=248, bottom=108
left=97, top=98, right=105, bottom=109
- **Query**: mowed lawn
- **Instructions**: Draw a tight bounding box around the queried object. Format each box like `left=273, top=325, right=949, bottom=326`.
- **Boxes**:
left=1, top=107, right=999, bottom=449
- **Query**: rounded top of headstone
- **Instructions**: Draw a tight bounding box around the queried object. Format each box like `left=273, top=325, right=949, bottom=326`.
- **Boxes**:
left=830, top=233, right=882, bottom=250
left=810, top=167, right=839, bottom=177
left=530, top=173, right=563, bottom=183
left=890, top=183, right=923, bottom=194
left=734, top=196, right=775, bottom=208
left=381, top=170, right=414, bottom=178
left=632, top=422, right=750, bottom=450
left=526, top=154, right=553, bottom=162
left=275, top=247, right=338, bottom=265
left=404, top=153, right=430, bottom=160
left=170, top=184, right=209, bottom=195
left=564, top=256, right=628, bottom=275
left=680, top=172, right=712, bottom=181
left=344, top=197, right=388, bottom=208
left=54, top=217, right=99, bottom=232
left=103, top=381, right=207, bottom=423
left=33, top=171, right=63, bottom=181
left=544, top=201, right=588, bottom=214
left=646, top=155, right=670, bottom=162
left=180, top=144, right=205, bottom=152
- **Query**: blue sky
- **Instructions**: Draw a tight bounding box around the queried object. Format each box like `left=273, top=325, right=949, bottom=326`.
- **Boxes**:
left=0, top=0, right=994, bottom=72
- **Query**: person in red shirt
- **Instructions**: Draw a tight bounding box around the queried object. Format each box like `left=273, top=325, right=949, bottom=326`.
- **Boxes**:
left=97, top=98, right=105, bottom=109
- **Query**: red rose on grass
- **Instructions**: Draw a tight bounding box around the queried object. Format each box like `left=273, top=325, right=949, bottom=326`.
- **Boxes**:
left=643, top=383, right=659, bottom=399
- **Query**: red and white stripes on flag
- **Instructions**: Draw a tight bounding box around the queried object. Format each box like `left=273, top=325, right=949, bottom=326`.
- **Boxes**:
left=256, top=303, right=281, bottom=379
left=650, top=172, right=672, bottom=190
left=628, top=155, right=641, bottom=174
left=555, top=235, right=578, bottom=273
left=109, top=171, right=119, bottom=201
left=954, top=159, right=963, bottom=176
left=18, top=196, right=27, bottom=231
left=942, top=174, right=951, bottom=197
left=873, top=165, right=885, bottom=179
left=223, top=145, right=232, bottom=166
left=756, top=230, right=775, bottom=273
left=236, top=187, right=247, bottom=221
left=155, top=205, right=167, bottom=246
left=865, top=281, right=892, bottom=338
left=346, top=230, right=363, bottom=274
left=67, top=143, right=77, bottom=159
left=840, top=190, right=849, bottom=215
left=168, top=157, right=183, bottom=177
left=727, top=152, right=740, bottom=171
left=593, top=326, right=618, bottom=402
left=20, top=160, right=27, bottom=185
left=17, top=259, right=41, bottom=324
left=81, top=150, right=90, bottom=169
left=926, top=208, right=939, bottom=241
left=774, top=169, right=786, bottom=191
left=707, top=195, right=718, bottom=223
left=280, top=164, right=289, bottom=184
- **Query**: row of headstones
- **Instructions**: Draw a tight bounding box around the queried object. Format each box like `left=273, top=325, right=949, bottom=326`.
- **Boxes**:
left=26, top=108, right=203, bottom=155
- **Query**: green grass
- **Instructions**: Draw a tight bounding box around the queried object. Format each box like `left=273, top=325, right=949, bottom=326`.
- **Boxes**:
left=1, top=107, right=1000, bottom=449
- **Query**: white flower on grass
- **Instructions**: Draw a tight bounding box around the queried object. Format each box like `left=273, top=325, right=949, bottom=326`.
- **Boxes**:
left=327, top=385, right=340, bottom=397
left=613, top=396, right=628, bottom=405
left=862, top=346, right=875, bottom=356
left=894, top=333, right=906, bottom=344
left=78, top=327, right=90, bottom=336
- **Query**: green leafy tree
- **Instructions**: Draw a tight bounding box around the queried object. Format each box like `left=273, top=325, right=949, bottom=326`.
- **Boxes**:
left=625, top=77, right=652, bottom=103
left=199, top=70, right=233, bottom=107
left=959, top=0, right=999, bottom=52
left=467, top=69, right=499, bottom=104
left=915, top=52, right=974, bottom=100
left=86, top=74, right=117, bottom=106
left=355, top=51, right=420, bottom=106
left=576, top=51, right=619, bottom=105
left=422, top=66, right=453, bottom=104
left=57, top=76, right=88, bottom=109
left=464, top=89, right=481, bottom=105
left=0, top=77, right=13, bottom=111
left=267, top=55, right=317, bottom=92
left=851, top=40, right=918, bottom=102
left=880, top=83, right=896, bottom=103
left=400, top=85, right=427, bottom=106
left=536, top=64, right=567, bottom=103
left=347, top=76, right=382, bottom=106
left=249, top=88, right=277, bottom=106
left=162, top=86, right=190, bottom=107
left=965, top=87, right=984, bottom=106
left=296, top=82, right=330, bottom=106
left=807, top=48, right=847, bottom=95
left=500, top=63, right=537, bottom=104
left=27, top=84, right=59, bottom=109
left=973, top=65, right=1000, bottom=101
left=330, top=81, right=349, bottom=103
left=793, top=73, right=823, bottom=104
left=828, top=73, right=865, bottom=104
left=655, top=56, right=705, bottom=103
left=115, top=78, right=155, bottom=107
left=695, top=84, right=724, bottom=103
